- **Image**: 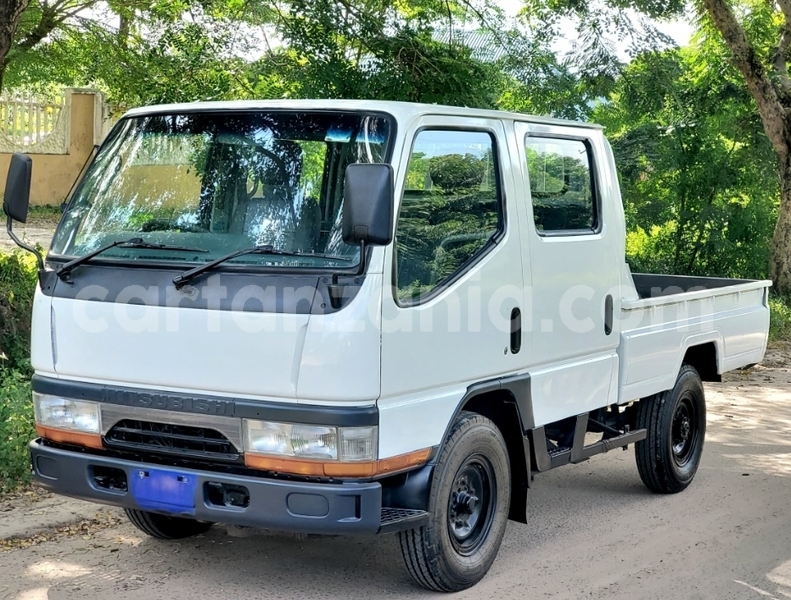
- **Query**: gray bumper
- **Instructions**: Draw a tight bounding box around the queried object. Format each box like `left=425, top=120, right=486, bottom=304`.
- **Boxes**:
left=30, top=440, right=389, bottom=535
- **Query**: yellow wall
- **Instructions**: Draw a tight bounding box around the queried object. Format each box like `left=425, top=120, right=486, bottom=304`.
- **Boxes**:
left=0, top=91, right=98, bottom=206
left=112, top=164, right=202, bottom=210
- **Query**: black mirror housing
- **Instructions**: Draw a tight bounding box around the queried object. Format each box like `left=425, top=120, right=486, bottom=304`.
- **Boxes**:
left=3, top=153, right=32, bottom=223
left=342, top=163, right=394, bottom=246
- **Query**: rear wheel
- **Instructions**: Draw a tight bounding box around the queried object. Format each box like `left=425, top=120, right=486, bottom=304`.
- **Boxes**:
left=635, top=364, right=706, bottom=493
left=124, top=508, right=213, bottom=539
left=398, top=411, right=510, bottom=592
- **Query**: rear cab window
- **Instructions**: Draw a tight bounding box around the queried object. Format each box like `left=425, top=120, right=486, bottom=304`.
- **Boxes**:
left=525, top=136, right=598, bottom=235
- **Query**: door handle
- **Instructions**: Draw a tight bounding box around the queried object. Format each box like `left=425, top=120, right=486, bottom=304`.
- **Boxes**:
left=510, top=307, right=522, bottom=354
left=604, top=295, right=613, bottom=335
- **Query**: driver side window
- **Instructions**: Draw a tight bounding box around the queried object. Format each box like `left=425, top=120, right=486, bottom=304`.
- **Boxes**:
left=395, top=129, right=503, bottom=303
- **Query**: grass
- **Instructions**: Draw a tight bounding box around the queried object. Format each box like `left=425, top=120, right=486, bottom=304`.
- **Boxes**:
left=27, top=205, right=62, bottom=217
left=25, top=204, right=62, bottom=227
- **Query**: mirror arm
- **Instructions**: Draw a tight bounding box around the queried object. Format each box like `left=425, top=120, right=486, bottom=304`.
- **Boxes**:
left=327, top=240, right=366, bottom=310
left=355, top=240, right=367, bottom=277
left=6, top=215, right=44, bottom=271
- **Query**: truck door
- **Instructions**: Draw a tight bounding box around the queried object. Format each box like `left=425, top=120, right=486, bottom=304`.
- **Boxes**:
left=378, top=115, right=528, bottom=458
left=513, top=122, right=623, bottom=427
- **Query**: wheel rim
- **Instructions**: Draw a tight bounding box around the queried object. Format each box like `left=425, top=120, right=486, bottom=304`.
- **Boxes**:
left=447, top=454, right=496, bottom=556
left=671, top=393, right=700, bottom=467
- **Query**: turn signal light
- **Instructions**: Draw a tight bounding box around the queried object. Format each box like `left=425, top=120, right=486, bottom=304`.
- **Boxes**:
left=36, top=425, right=104, bottom=450
left=245, top=447, right=431, bottom=478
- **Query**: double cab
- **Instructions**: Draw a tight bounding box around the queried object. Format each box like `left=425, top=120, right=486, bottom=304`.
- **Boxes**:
left=3, top=100, right=770, bottom=591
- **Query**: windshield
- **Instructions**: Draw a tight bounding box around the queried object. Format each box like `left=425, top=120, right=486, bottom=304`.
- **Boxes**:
left=50, top=110, right=392, bottom=269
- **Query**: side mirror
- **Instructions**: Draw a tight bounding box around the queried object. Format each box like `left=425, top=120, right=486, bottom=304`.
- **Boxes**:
left=342, top=163, right=394, bottom=246
left=4, top=153, right=43, bottom=272
left=3, top=152, right=32, bottom=223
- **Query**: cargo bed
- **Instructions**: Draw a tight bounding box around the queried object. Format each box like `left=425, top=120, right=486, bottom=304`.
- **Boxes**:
left=617, top=273, right=772, bottom=403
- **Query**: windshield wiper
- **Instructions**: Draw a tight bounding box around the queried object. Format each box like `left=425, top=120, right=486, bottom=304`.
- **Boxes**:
left=172, top=245, right=352, bottom=289
left=57, top=237, right=209, bottom=280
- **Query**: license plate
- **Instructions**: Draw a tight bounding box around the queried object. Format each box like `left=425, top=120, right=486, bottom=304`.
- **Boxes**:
left=130, top=468, right=197, bottom=516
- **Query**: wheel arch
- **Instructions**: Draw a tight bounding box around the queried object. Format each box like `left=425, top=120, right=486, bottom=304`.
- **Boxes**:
left=446, top=378, right=532, bottom=524
left=681, top=340, right=721, bottom=382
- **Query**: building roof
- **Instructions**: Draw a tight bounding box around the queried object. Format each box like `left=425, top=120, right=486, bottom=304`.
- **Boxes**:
left=432, top=29, right=509, bottom=62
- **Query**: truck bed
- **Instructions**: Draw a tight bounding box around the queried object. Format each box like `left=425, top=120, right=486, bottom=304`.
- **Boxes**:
left=617, top=272, right=771, bottom=403
left=630, top=273, right=764, bottom=299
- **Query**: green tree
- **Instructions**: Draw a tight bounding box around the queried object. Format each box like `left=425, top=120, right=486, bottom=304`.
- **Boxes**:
left=0, top=0, right=32, bottom=91
left=596, top=46, right=777, bottom=279
left=4, top=1, right=261, bottom=104
left=522, top=0, right=791, bottom=291
left=696, top=0, right=791, bottom=292
left=0, top=0, right=113, bottom=93
left=4, top=0, right=585, bottom=117
left=244, top=0, right=571, bottom=111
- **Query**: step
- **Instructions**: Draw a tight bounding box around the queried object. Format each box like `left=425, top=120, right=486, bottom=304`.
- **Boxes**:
left=379, top=507, right=429, bottom=533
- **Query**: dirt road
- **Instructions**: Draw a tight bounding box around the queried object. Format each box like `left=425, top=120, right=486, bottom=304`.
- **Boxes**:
left=2, top=349, right=791, bottom=600
left=0, top=214, right=58, bottom=254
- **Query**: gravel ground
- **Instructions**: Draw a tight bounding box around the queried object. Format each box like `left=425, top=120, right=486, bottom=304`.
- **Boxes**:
left=0, top=212, right=59, bottom=254
left=1, top=349, right=790, bottom=600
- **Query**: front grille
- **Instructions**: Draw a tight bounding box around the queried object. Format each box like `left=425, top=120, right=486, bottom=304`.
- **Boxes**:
left=105, top=419, right=240, bottom=462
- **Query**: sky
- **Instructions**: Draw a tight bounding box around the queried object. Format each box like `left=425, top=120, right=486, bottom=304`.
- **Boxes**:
left=497, top=0, right=695, bottom=47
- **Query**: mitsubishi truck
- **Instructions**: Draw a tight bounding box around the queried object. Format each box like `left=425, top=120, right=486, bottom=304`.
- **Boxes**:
left=3, top=100, right=770, bottom=592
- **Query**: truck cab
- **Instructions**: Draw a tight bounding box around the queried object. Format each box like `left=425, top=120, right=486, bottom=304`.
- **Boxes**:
left=4, top=100, right=770, bottom=592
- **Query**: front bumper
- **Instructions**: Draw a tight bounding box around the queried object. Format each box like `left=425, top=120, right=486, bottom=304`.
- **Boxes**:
left=30, top=440, right=426, bottom=535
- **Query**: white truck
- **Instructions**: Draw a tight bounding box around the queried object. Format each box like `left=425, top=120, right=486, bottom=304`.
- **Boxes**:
left=4, top=100, right=770, bottom=592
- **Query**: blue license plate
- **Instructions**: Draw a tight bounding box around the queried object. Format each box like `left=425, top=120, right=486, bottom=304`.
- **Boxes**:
left=130, top=468, right=198, bottom=516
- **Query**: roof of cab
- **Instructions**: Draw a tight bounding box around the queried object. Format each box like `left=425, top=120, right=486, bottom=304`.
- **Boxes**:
left=122, top=99, right=603, bottom=130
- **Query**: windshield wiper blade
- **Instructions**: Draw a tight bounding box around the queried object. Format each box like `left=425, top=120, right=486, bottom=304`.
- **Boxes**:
left=172, top=245, right=352, bottom=289
left=57, top=237, right=209, bottom=280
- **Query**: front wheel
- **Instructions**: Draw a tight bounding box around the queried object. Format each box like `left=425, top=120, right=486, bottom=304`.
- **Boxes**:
left=398, top=411, right=511, bottom=592
left=635, top=364, right=706, bottom=493
left=124, top=508, right=213, bottom=539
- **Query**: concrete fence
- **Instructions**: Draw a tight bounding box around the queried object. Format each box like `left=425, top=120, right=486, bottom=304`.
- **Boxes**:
left=0, top=88, right=114, bottom=206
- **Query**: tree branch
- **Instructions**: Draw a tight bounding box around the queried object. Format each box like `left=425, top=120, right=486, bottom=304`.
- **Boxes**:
left=774, top=26, right=791, bottom=97
left=701, top=0, right=790, bottom=159
left=777, top=0, right=791, bottom=25
left=14, top=0, right=104, bottom=51
left=0, top=0, right=32, bottom=90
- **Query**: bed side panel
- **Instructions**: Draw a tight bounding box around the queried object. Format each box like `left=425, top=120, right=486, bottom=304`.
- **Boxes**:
left=618, top=285, right=769, bottom=402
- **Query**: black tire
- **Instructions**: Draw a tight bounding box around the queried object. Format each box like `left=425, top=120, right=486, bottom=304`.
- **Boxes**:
left=635, top=364, right=706, bottom=494
left=398, top=411, right=511, bottom=592
left=124, top=508, right=213, bottom=540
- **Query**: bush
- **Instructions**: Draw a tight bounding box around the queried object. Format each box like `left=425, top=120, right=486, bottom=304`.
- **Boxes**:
left=0, top=251, right=38, bottom=374
left=0, top=251, right=38, bottom=491
left=0, top=370, right=35, bottom=492
left=769, top=295, right=791, bottom=343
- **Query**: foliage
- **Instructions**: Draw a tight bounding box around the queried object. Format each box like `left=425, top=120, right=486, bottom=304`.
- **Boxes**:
left=535, top=0, right=791, bottom=292
left=3, top=0, right=596, bottom=120
left=0, top=251, right=38, bottom=375
left=595, top=46, right=778, bottom=279
left=0, top=253, right=38, bottom=492
left=6, top=2, right=257, bottom=105
left=244, top=0, right=568, bottom=113
left=519, top=0, right=684, bottom=102
left=770, top=295, right=791, bottom=343
left=0, top=370, right=34, bottom=492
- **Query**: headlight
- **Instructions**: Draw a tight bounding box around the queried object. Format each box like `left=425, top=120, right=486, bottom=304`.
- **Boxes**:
left=243, top=419, right=377, bottom=462
left=33, top=393, right=101, bottom=434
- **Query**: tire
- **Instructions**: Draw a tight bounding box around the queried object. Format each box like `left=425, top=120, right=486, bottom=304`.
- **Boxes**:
left=398, top=411, right=511, bottom=592
left=635, top=364, right=706, bottom=494
left=124, top=508, right=213, bottom=540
